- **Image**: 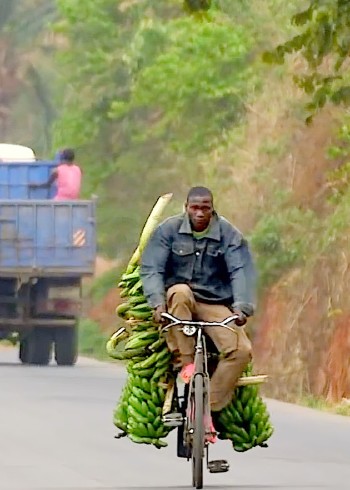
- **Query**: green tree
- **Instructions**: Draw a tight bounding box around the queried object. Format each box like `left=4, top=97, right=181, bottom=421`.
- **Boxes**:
left=0, top=0, right=57, bottom=150
left=264, top=0, right=350, bottom=120
left=53, top=0, right=256, bottom=256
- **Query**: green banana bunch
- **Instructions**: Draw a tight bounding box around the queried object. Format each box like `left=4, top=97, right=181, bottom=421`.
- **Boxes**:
left=111, top=328, right=173, bottom=447
left=106, top=327, right=129, bottom=359
left=217, top=363, right=274, bottom=452
left=111, top=194, right=174, bottom=448
left=113, top=381, right=130, bottom=433
left=111, top=263, right=174, bottom=448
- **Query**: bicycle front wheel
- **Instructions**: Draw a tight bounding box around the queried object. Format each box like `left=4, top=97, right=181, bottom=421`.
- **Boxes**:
left=192, top=374, right=204, bottom=489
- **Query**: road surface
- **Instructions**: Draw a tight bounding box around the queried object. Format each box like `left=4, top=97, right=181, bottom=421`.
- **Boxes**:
left=1, top=347, right=350, bottom=490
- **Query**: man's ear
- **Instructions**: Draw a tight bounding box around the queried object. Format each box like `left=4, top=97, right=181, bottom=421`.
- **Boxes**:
left=183, top=202, right=187, bottom=212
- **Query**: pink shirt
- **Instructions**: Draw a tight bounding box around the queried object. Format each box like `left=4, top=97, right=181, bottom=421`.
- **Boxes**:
left=54, top=163, right=82, bottom=200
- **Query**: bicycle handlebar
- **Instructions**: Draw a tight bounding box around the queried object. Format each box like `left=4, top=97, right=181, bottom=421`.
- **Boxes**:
left=160, top=311, right=241, bottom=332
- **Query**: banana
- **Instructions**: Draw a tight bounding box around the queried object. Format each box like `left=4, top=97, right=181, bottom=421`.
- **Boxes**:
left=133, top=321, right=155, bottom=332
left=153, top=415, right=162, bottom=429
left=240, top=386, right=251, bottom=406
left=131, top=311, right=152, bottom=320
left=230, top=405, right=244, bottom=425
left=115, top=303, right=131, bottom=317
left=132, top=375, right=143, bottom=390
left=128, top=405, right=149, bottom=425
left=135, top=422, right=149, bottom=438
left=243, top=404, right=251, bottom=422
left=128, top=434, right=153, bottom=445
left=256, top=429, right=271, bottom=446
left=141, top=377, right=151, bottom=393
left=106, top=328, right=129, bottom=357
left=249, top=422, right=257, bottom=440
left=234, top=426, right=250, bottom=442
left=157, top=385, right=166, bottom=403
left=251, top=409, right=262, bottom=426
left=147, top=399, right=158, bottom=416
left=129, top=395, right=144, bottom=414
left=131, top=302, right=151, bottom=311
left=131, top=385, right=151, bottom=401
left=141, top=400, right=149, bottom=415
left=121, top=269, right=140, bottom=282
left=230, top=432, right=248, bottom=445
left=155, top=348, right=170, bottom=363
left=151, top=389, right=160, bottom=406
left=133, top=366, right=157, bottom=377
left=152, top=365, right=169, bottom=380
left=149, top=338, right=166, bottom=352
left=128, top=295, right=147, bottom=306
left=106, top=350, right=128, bottom=360
left=235, top=398, right=244, bottom=414
left=133, top=352, right=159, bottom=370
left=128, top=279, right=143, bottom=296
left=218, top=411, right=231, bottom=428
left=156, top=425, right=166, bottom=438
left=122, top=347, right=147, bottom=359
left=147, top=423, right=156, bottom=438
left=124, top=332, right=157, bottom=351
left=152, top=439, right=168, bottom=448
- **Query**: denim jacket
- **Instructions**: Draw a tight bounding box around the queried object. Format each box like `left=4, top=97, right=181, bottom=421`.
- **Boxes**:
left=140, top=212, right=256, bottom=316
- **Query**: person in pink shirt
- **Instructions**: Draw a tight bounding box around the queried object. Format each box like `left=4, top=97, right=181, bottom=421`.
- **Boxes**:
left=30, top=148, right=82, bottom=200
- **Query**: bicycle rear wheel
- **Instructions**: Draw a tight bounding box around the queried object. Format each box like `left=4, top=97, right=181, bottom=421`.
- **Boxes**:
left=192, top=374, right=204, bottom=489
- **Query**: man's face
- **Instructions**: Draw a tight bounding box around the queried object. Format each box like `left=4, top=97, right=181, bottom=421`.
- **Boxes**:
left=186, top=195, right=213, bottom=232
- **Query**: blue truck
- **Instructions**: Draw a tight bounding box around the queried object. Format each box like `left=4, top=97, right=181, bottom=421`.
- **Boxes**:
left=0, top=145, right=97, bottom=365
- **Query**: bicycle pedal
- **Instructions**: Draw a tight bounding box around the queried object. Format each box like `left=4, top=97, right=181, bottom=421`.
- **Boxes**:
left=207, top=459, right=230, bottom=473
left=162, top=412, right=184, bottom=427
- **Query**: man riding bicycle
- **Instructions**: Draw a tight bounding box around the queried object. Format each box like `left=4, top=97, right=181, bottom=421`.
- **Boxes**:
left=140, top=186, right=256, bottom=436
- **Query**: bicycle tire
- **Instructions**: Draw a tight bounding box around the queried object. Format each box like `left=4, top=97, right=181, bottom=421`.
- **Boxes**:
left=192, top=374, right=204, bottom=489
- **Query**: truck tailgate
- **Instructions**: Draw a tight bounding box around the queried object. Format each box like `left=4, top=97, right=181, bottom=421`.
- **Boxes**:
left=0, top=200, right=96, bottom=275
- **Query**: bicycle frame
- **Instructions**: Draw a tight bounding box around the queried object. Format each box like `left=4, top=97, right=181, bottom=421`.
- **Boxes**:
left=160, top=312, right=240, bottom=489
left=161, top=312, right=239, bottom=440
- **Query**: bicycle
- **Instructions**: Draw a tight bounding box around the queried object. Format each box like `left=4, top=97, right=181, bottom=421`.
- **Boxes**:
left=160, top=311, right=243, bottom=490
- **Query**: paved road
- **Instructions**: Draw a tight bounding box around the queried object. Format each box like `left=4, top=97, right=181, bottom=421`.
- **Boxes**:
left=1, top=348, right=350, bottom=490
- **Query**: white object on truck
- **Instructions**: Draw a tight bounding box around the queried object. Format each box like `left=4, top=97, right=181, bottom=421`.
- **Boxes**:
left=0, top=144, right=36, bottom=162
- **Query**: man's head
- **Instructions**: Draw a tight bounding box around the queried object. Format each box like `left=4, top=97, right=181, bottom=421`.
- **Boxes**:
left=186, top=186, right=214, bottom=232
left=60, top=148, right=75, bottom=164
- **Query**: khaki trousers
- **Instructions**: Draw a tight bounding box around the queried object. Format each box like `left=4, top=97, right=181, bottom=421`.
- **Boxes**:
left=166, top=284, right=252, bottom=412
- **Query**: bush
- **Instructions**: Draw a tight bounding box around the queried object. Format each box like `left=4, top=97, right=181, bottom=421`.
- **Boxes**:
left=250, top=204, right=318, bottom=288
left=78, top=318, right=110, bottom=361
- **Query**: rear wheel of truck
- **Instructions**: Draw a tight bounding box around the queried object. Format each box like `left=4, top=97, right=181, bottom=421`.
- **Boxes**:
left=54, top=325, right=78, bottom=366
left=26, top=328, right=53, bottom=365
left=19, top=338, right=29, bottom=363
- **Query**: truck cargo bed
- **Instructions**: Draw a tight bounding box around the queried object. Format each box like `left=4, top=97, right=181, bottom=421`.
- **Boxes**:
left=0, top=161, right=57, bottom=199
left=0, top=200, right=96, bottom=275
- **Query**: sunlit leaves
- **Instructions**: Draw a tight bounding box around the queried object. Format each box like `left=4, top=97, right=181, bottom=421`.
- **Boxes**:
left=264, top=0, right=350, bottom=119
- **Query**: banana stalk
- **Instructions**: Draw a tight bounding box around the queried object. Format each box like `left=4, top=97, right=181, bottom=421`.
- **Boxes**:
left=126, top=193, right=173, bottom=273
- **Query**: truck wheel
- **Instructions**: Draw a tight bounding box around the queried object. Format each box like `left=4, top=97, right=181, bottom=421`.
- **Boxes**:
left=19, top=339, right=29, bottom=363
left=26, top=329, right=53, bottom=365
left=54, top=326, right=78, bottom=366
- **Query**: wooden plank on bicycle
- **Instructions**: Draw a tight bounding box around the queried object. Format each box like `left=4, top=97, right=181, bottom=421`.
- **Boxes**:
left=236, top=375, right=268, bottom=386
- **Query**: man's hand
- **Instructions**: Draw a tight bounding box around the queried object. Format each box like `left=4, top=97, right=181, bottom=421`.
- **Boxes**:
left=233, top=309, right=247, bottom=327
left=153, top=305, right=166, bottom=324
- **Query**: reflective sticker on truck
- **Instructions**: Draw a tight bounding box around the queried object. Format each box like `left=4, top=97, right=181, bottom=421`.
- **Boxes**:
left=73, top=229, right=86, bottom=247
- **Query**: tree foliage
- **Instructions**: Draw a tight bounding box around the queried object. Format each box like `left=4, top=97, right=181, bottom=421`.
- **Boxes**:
left=53, top=0, right=256, bottom=255
left=0, top=0, right=57, bottom=148
left=264, top=0, right=350, bottom=121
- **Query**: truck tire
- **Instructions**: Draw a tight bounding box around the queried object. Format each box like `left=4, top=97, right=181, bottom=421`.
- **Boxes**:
left=54, top=325, right=78, bottom=366
left=26, top=328, right=53, bottom=365
left=19, top=339, right=29, bottom=364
